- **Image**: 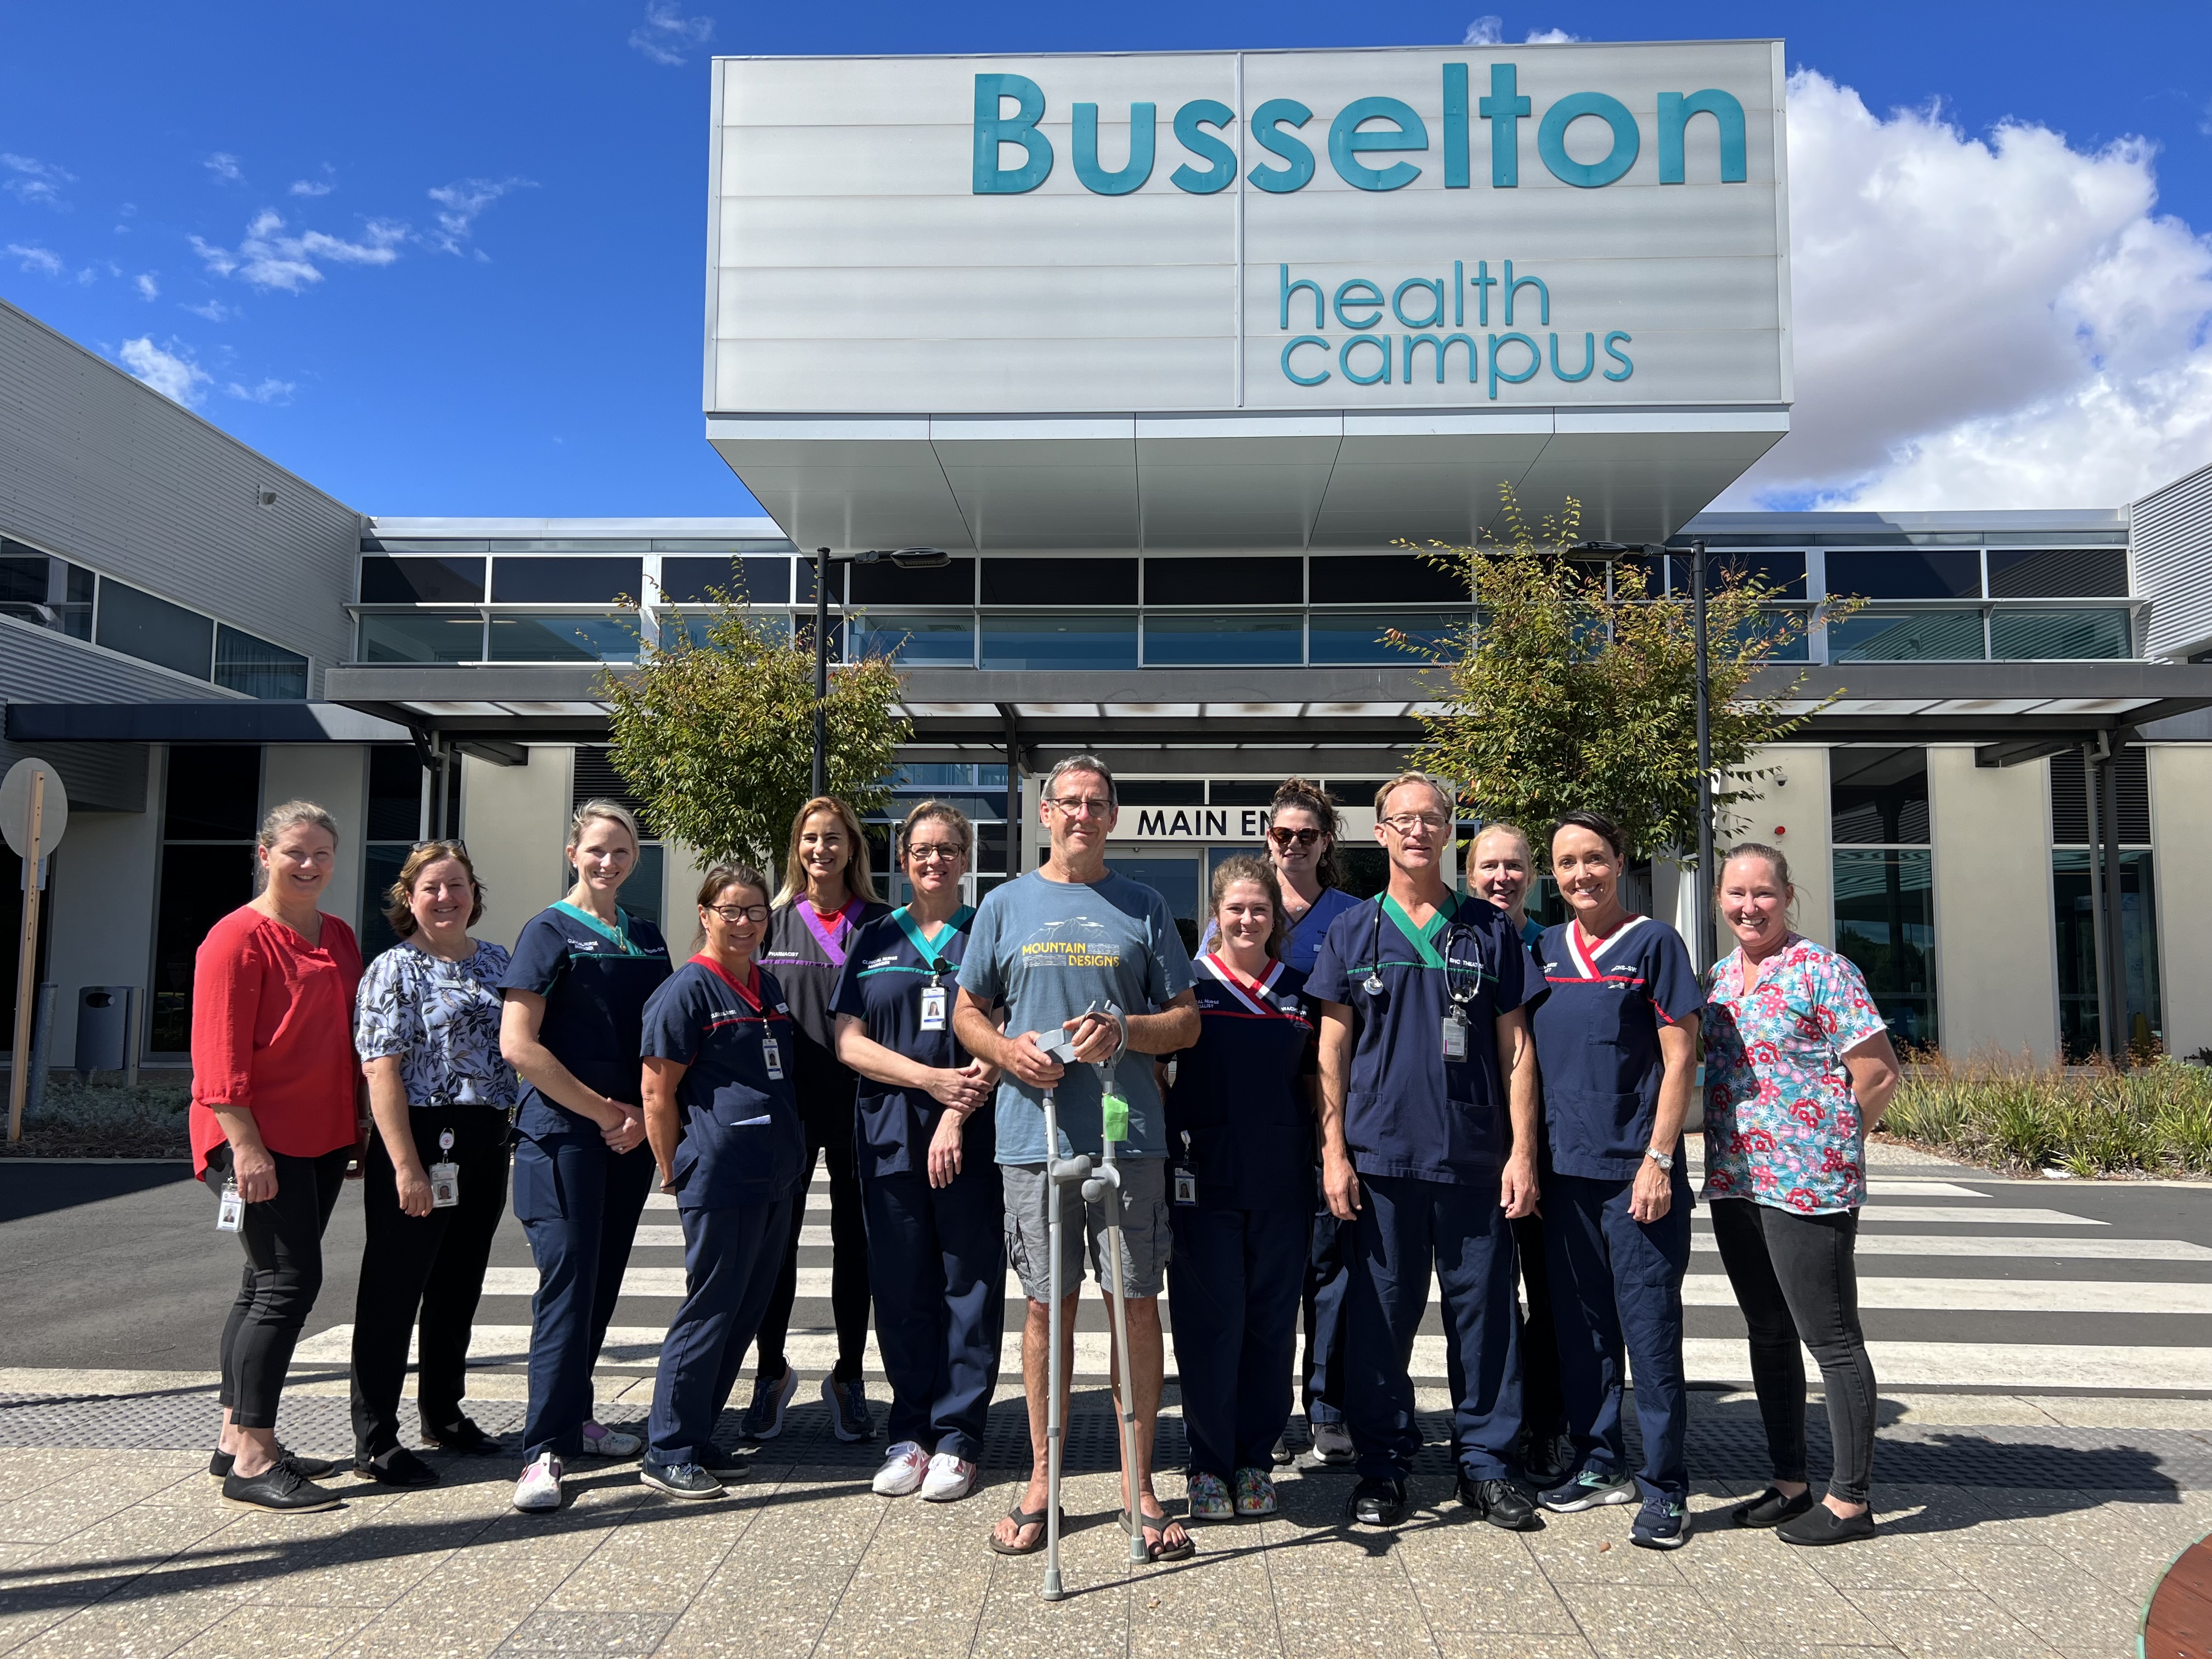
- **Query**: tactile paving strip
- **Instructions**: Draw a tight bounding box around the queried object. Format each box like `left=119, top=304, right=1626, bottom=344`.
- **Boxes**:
left=4, top=1390, right=2210, bottom=1489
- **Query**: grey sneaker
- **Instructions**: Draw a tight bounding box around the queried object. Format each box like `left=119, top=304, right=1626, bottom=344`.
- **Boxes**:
left=823, top=1374, right=873, bottom=1443
left=742, top=1367, right=799, bottom=1441
left=1309, top=1421, right=1355, bottom=1466
left=1539, top=1468, right=1639, bottom=1513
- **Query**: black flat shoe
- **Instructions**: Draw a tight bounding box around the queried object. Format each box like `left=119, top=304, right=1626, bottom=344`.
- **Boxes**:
left=1778, top=1502, right=1876, bottom=1546
left=208, top=1446, right=342, bottom=1485
left=354, top=1447, right=441, bottom=1488
left=1459, top=1476, right=1539, bottom=1531
left=1347, top=1477, right=1408, bottom=1527
left=421, top=1416, right=503, bottom=1455
left=222, top=1463, right=343, bottom=1513
left=1731, top=1486, right=1816, bottom=1529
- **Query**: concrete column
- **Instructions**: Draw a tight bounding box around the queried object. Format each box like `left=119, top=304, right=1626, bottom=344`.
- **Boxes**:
left=462, top=747, right=572, bottom=952
left=1927, top=746, right=2057, bottom=1063
left=660, top=839, right=710, bottom=968
left=2149, top=744, right=2212, bottom=1061
left=1740, top=743, right=1832, bottom=950
left=262, top=744, right=368, bottom=935
left=43, top=747, right=162, bottom=1068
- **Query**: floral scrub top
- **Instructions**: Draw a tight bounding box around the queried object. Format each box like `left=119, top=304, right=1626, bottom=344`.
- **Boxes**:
left=1701, top=934, right=1887, bottom=1215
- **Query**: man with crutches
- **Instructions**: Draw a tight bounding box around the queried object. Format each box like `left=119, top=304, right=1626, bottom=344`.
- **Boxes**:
left=955, top=754, right=1201, bottom=1569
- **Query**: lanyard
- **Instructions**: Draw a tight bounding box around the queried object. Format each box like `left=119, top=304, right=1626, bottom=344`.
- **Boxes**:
left=891, top=904, right=973, bottom=974
left=798, top=896, right=863, bottom=967
left=691, top=952, right=764, bottom=1012
left=552, top=900, right=637, bottom=954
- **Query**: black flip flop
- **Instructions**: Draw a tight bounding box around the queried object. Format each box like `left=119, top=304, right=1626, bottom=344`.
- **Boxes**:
left=1137, top=1508, right=1197, bottom=1562
left=989, top=1504, right=1059, bottom=1556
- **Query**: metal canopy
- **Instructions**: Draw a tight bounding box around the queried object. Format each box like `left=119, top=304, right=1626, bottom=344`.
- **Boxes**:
left=5, top=699, right=415, bottom=745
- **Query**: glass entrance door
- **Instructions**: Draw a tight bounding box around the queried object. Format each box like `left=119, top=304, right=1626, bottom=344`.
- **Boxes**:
left=1109, top=852, right=1203, bottom=957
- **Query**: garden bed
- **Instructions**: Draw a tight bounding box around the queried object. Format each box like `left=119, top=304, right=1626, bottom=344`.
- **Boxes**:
left=1880, top=1055, right=2212, bottom=1178
left=0, top=1075, right=192, bottom=1159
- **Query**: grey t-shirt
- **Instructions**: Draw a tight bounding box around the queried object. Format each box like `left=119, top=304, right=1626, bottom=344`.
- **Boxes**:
left=959, top=868, right=1194, bottom=1163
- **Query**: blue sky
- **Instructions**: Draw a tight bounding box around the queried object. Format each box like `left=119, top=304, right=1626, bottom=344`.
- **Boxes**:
left=2, top=2, right=2209, bottom=516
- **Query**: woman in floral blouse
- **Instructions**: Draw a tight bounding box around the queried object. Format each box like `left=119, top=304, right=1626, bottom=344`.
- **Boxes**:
left=1701, top=843, right=1900, bottom=1547
left=349, top=840, right=517, bottom=1485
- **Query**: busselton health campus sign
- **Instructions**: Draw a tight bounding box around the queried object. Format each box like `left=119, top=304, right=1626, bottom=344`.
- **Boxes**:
left=706, top=42, right=1790, bottom=417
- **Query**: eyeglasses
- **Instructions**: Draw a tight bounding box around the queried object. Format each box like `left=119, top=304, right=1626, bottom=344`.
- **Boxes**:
left=1380, top=812, right=1450, bottom=835
left=905, top=842, right=968, bottom=863
left=1267, top=826, right=1322, bottom=849
left=1047, top=797, right=1114, bottom=819
left=708, top=903, right=771, bottom=924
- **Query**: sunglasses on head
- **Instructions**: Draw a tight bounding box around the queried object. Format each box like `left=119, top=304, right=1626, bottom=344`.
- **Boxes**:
left=1267, top=826, right=1322, bottom=849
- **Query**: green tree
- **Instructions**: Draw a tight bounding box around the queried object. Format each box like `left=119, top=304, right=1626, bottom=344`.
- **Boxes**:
left=600, top=580, right=908, bottom=868
left=1401, top=484, right=1848, bottom=864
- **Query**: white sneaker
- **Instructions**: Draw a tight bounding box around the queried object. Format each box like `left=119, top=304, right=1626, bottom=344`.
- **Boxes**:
left=580, top=1420, right=642, bottom=1459
left=920, top=1452, right=978, bottom=1503
left=872, top=1441, right=929, bottom=1497
left=512, top=1452, right=563, bottom=1513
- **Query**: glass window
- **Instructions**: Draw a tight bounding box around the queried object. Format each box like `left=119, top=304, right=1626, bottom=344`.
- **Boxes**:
left=660, top=556, right=789, bottom=605
left=1310, top=555, right=1466, bottom=605
left=358, top=555, right=485, bottom=603
left=366, top=745, right=422, bottom=840
left=1988, top=548, right=2129, bottom=599
left=1824, top=551, right=1982, bottom=600
left=1109, top=855, right=1202, bottom=956
left=1310, top=610, right=1465, bottom=665
left=489, top=556, right=643, bottom=603
left=0, top=553, right=43, bottom=605
left=850, top=613, right=974, bottom=666
left=1826, top=610, right=1985, bottom=662
left=358, top=843, right=410, bottom=963
left=981, top=558, right=1137, bottom=606
left=1832, top=848, right=1938, bottom=1048
left=0, top=547, right=94, bottom=638
left=487, top=613, right=642, bottom=663
left=1142, top=556, right=1302, bottom=605
left=892, top=763, right=1008, bottom=788
left=95, top=579, right=214, bottom=679
left=215, top=626, right=308, bottom=699
left=1733, top=607, right=1811, bottom=661
left=1831, top=747, right=1929, bottom=845
left=979, top=612, right=1138, bottom=670
left=1989, top=608, right=2130, bottom=660
left=358, top=612, right=485, bottom=664
left=163, top=744, right=261, bottom=841
left=2053, top=849, right=2160, bottom=1060
left=1666, top=551, right=1807, bottom=599
left=151, top=743, right=263, bottom=1052
left=658, top=611, right=793, bottom=651
left=850, top=557, right=975, bottom=605
left=1143, top=612, right=1304, bottom=666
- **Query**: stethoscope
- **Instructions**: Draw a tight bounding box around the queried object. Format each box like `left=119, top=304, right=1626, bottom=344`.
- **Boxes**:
left=1362, top=897, right=1487, bottom=1021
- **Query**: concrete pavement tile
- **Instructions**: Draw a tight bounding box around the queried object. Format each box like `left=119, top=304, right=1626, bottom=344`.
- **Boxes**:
left=1396, top=1527, right=1577, bottom=1635
left=2046, top=1531, right=2188, bottom=1603
left=1695, top=1574, right=1890, bottom=1647
left=0, top=1481, right=181, bottom=1544
left=1835, top=1588, right=2053, bottom=1657
left=1796, top=1533, right=1972, bottom=1592
left=1522, top=1510, right=1691, bottom=1587
left=243, top=1537, right=458, bottom=1609
left=1551, top=1587, right=1724, bottom=1659
left=329, top=1599, right=535, bottom=1658
left=170, top=1605, right=381, bottom=1657
left=2030, top=1397, right=2212, bottom=1430
left=1125, top=1524, right=1281, bottom=1659
left=1430, top=1636, right=1597, bottom=1659
left=0, top=1604, right=82, bottom=1659
left=489, top=1610, right=678, bottom=1655
left=810, top=1508, right=994, bottom=1659
left=13, top=1586, right=236, bottom=1658
left=962, top=1551, right=1133, bottom=1659
left=1257, top=1522, right=1441, bottom=1659
left=5, top=1504, right=242, bottom=1600
left=540, top=1503, right=758, bottom=1614
left=653, top=1479, right=888, bottom=1659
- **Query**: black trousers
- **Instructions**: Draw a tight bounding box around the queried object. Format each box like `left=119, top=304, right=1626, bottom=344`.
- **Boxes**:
left=1708, top=1198, right=1877, bottom=1506
left=751, top=1118, right=870, bottom=1383
left=348, top=1109, right=510, bottom=1458
left=207, top=1144, right=352, bottom=1430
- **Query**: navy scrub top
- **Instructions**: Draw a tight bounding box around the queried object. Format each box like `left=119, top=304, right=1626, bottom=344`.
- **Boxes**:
left=1164, top=955, right=1316, bottom=1211
left=1307, top=893, right=1539, bottom=1187
left=1197, top=883, right=1360, bottom=975
left=501, top=901, right=673, bottom=1141
left=1528, top=915, right=1702, bottom=1181
left=640, top=956, right=808, bottom=1210
left=830, top=906, right=995, bottom=1180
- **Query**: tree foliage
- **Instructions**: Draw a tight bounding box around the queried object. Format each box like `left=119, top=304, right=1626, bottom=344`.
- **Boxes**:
left=600, top=584, right=909, bottom=868
left=1401, top=484, right=1849, bottom=865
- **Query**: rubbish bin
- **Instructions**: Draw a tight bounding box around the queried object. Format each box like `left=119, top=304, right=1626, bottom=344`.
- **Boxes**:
left=75, top=985, right=132, bottom=1078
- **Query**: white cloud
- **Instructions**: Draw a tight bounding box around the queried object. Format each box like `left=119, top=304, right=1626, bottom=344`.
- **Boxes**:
left=135, top=272, right=159, bottom=300
left=425, top=177, right=533, bottom=255
left=117, top=337, right=212, bottom=407
left=1523, top=26, right=1579, bottom=43
left=629, top=0, right=712, bottom=65
left=226, top=377, right=295, bottom=404
left=204, top=153, right=242, bottom=184
left=0, top=153, right=73, bottom=209
left=289, top=178, right=332, bottom=197
left=183, top=298, right=233, bottom=321
left=1463, top=15, right=1503, bottom=44
left=189, top=209, right=407, bottom=291
left=1722, top=71, right=2212, bottom=511
left=4, top=244, right=63, bottom=276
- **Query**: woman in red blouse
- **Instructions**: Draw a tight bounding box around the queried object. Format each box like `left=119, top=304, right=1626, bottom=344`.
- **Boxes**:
left=192, top=799, right=367, bottom=1514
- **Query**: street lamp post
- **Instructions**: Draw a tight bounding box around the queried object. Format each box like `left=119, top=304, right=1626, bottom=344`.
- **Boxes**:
left=808, top=545, right=951, bottom=799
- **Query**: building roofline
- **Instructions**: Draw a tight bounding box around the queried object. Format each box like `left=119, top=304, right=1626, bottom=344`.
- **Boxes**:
left=365, top=516, right=789, bottom=540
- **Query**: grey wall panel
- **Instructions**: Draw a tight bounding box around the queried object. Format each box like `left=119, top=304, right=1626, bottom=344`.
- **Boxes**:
left=0, top=735, right=147, bottom=814
left=0, top=299, right=360, bottom=686
left=2137, top=462, right=2212, bottom=659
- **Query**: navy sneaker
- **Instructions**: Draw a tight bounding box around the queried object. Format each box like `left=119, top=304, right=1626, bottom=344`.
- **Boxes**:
left=1631, top=1494, right=1692, bottom=1550
left=823, top=1374, right=874, bottom=1443
left=640, top=1459, right=724, bottom=1500
left=741, top=1367, right=799, bottom=1441
left=1539, top=1468, right=1638, bottom=1513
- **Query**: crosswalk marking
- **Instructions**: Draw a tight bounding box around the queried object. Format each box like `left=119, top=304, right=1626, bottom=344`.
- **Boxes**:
left=1695, top=1233, right=2212, bottom=1261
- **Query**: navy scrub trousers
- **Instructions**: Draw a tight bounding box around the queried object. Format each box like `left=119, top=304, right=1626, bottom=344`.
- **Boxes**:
left=514, top=1131, right=657, bottom=1460
left=1302, top=1176, right=1353, bottom=1428
left=647, top=1198, right=794, bottom=1466
left=1544, top=1169, right=1693, bottom=1501
left=1171, top=1204, right=1307, bottom=1478
left=861, top=1160, right=1005, bottom=1463
left=1346, top=1173, right=1524, bottom=1485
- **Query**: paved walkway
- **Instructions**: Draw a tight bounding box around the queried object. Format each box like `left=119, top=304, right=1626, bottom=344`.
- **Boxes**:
left=0, top=1372, right=2197, bottom=1658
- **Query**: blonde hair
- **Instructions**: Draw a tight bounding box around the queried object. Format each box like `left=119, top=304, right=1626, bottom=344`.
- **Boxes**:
left=1372, top=771, right=1453, bottom=820
left=1718, top=841, right=1801, bottom=924
left=899, top=799, right=974, bottom=861
left=776, top=795, right=879, bottom=907
left=568, top=798, right=641, bottom=852
left=1210, top=855, right=1286, bottom=958
left=383, top=840, right=484, bottom=938
left=253, top=800, right=339, bottom=893
left=1472, top=821, right=1533, bottom=860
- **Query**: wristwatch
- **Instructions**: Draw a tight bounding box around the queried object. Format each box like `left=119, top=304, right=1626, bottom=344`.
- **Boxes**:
left=1645, top=1148, right=1675, bottom=1171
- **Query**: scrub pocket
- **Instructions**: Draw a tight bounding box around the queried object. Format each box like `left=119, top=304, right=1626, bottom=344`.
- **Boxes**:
left=509, top=1133, right=568, bottom=1223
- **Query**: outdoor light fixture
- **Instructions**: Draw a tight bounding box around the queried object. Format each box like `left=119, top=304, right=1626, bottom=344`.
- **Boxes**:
left=809, top=546, right=950, bottom=795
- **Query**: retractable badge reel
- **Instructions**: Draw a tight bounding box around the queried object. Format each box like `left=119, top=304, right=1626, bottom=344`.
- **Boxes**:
left=1172, top=1131, right=1198, bottom=1206
left=920, top=955, right=950, bottom=1032
left=429, top=1128, right=460, bottom=1209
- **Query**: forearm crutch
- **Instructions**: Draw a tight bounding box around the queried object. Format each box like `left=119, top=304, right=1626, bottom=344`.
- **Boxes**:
left=1037, top=1037, right=1090, bottom=1602
left=1086, top=1107, right=1149, bottom=1566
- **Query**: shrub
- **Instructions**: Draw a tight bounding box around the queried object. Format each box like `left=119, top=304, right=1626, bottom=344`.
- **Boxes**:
left=1883, top=1052, right=2212, bottom=1177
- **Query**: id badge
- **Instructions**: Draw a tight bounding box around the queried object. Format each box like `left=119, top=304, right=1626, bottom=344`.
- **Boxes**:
left=216, top=1180, right=244, bottom=1233
left=1441, top=1011, right=1469, bottom=1062
left=428, top=1162, right=460, bottom=1209
left=919, top=986, right=947, bottom=1032
left=1172, top=1166, right=1198, bottom=1206
left=761, top=1035, right=785, bottom=1080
